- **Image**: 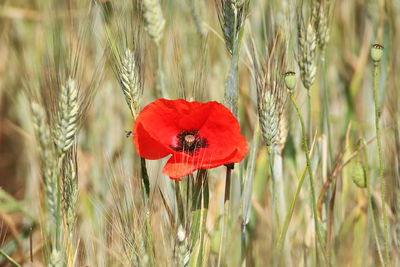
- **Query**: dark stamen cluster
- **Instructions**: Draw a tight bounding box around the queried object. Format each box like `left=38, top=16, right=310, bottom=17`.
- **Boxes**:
left=171, top=130, right=208, bottom=155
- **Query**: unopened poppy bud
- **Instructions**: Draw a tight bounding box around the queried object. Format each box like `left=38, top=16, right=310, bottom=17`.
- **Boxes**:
left=284, top=71, right=296, bottom=91
left=370, top=44, right=384, bottom=62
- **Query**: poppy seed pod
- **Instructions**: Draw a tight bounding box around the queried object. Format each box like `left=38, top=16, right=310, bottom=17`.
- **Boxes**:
left=352, top=163, right=366, bottom=188
left=284, top=71, right=296, bottom=91
left=133, top=99, right=248, bottom=179
left=370, top=44, right=384, bottom=63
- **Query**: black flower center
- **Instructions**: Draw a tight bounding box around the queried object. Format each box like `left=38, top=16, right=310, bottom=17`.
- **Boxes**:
left=171, top=130, right=208, bottom=154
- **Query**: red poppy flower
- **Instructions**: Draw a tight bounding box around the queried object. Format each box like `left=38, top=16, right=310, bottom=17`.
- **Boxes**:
left=133, top=99, right=248, bottom=180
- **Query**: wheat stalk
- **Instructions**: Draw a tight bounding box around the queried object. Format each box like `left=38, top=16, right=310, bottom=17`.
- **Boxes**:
left=251, top=34, right=290, bottom=265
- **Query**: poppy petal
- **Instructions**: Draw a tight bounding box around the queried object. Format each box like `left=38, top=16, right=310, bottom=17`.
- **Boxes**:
left=162, top=155, right=199, bottom=178
left=196, top=102, right=248, bottom=163
left=134, top=99, right=218, bottom=148
left=170, top=146, right=246, bottom=171
left=133, top=122, right=172, bottom=159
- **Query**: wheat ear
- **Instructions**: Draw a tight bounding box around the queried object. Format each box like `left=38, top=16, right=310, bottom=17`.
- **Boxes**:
left=119, top=48, right=142, bottom=118
left=54, top=78, right=79, bottom=155
left=142, top=0, right=166, bottom=44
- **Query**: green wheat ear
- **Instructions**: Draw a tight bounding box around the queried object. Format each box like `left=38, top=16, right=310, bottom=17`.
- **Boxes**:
left=54, top=78, right=80, bottom=155
left=31, top=101, right=58, bottom=222
left=351, top=162, right=366, bottom=188
left=142, top=0, right=166, bottom=43
left=252, top=34, right=288, bottom=149
left=297, top=21, right=317, bottom=90
left=312, top=0, right=331, bottom=54
left=259, top=90, right=279, bottom=147
left=49, top=248, right=63, bottom=267
left=119, top=48, right=142, bottom=118
left=217, top=0, right=249, bottom=54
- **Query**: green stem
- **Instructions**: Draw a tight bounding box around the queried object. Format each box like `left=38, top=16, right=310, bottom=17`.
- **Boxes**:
left=156, top=43, right=167, bottom=98
left=269, top=148, right=279, bottom=267
left=373, top=62, right=390, bottom=264
left=217, top=164, right=233, bottom=267
left=273, top=151, right=289, bottom=266
left=307, top=90, right=312, bottom=147
left=269, top=148, right=277, bottom=224
left=224, top=19, right=245, bottom=118
left=290, top=93, right=328, bottom=265
left=175, top=181, right=185, bottom=224
left=189, top=170, right=209, bottom=265
left=0, top=249, right=21, bottom=267
left=362, top=139, right=385, bottom=266
left=139, top=156, right=154, bottom=266
left=55, top=154, right=65, bottom=250
left=140, top=157, right=150, bottom=200
left=277, top=166, right=307, bottom=256
left=321, top=57, right=333, bottom=165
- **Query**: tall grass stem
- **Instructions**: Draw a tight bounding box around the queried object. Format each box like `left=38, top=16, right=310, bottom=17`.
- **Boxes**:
left=362, top=138, right=385, bottom=266
left=372, top=62, right=390, bottom=264
left=290, top=92, right=328, bottom=265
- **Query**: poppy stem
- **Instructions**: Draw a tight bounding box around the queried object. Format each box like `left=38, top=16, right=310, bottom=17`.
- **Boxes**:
left=372, top=61, right=390, bottom=264
left=289, top=92, right=329, bottom=265
left=140, top=157, right=150, bottom=199
left=361, top=138, right=385, bottom=266
left=276, top=165, right=307, bottom=259
left=217, top=163, right=234, bottom=267
left=139, top=156, right=155, bottom=266
left=189, top=170, right=209, bottom=264
left=175, top=180, right=184, bottom=224
left=224, top=164, right=233, bottom=203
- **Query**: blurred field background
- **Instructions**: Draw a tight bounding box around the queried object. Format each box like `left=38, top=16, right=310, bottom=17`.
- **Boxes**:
left=0, top=0, right=399, bottom=266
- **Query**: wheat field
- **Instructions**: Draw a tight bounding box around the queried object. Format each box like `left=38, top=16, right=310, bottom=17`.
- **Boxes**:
left=0, top=0, right=399, bottom=266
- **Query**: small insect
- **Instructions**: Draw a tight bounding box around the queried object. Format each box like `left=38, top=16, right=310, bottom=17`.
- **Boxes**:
left=125, top=131, right=133, bottom=138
